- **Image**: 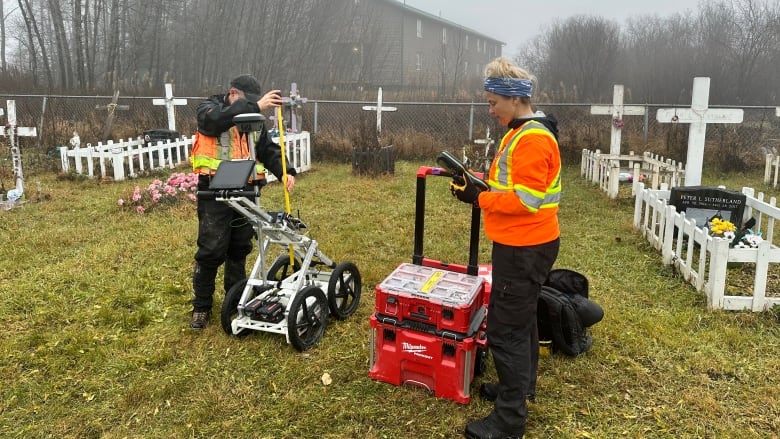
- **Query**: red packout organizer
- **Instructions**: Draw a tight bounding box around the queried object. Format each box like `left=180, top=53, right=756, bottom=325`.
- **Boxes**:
left=369, top=166, right=490, bottom=404
left=375, top=262, right=484, bottom=334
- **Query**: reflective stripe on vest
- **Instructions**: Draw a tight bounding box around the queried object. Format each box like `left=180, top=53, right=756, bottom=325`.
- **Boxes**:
left=191, top=127, right=266, bottom=177
left=488, top=121, right=560, bottom=213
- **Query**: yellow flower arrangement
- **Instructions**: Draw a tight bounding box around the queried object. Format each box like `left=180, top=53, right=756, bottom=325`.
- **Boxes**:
left=708, top=218, right=736, bottom=238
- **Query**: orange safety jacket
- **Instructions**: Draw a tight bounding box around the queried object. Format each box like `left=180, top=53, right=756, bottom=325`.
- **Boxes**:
left=190, top=127, right=266, bottom=179
left=478, top=119, right=561, bottom=247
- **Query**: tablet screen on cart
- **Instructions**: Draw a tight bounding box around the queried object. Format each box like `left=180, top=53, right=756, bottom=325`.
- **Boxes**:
left=208, top=160, right=256, bottom=190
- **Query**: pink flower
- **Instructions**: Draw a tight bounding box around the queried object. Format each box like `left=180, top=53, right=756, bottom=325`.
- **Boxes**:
left=121, top=172, right=199, bottom=214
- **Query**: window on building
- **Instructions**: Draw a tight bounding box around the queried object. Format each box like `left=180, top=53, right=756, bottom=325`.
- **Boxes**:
left=464, top=61, right=468, bottom=76
left=442, top=28, right=447, bottom=44
left=465, top=35, right=469, bottom=50
left=416, top=53, right=422, bottom=71
left=417, top=19, right=422, bottom=38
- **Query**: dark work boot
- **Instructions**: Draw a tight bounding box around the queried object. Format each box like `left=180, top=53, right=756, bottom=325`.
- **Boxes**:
left=464, top=416, right=524, bottom=439
left=190, top=310, right=211, bottom=330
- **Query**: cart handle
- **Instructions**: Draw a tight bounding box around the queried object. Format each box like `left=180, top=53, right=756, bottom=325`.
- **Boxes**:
left=413, top=166, right=482, bottom=276
left=416, top=166, right=451, bottom=178
left=416, top=165, right=485, bottom=180
left=196, top=190, right=257, bottom=200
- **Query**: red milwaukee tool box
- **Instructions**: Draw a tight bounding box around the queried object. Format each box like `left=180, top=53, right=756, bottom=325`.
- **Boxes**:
left=375, top=262, right=485, bottom=334
left=368, top=165, right=491, bottom=404
left=368, top=313, right=487, bottom=405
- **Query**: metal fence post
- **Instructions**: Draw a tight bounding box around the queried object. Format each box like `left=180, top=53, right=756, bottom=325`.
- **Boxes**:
left=38, top=96, right=47, bottom=150
left=468, top=103, right=474, bottom=141
left=313, top=101, right=318, bottom=135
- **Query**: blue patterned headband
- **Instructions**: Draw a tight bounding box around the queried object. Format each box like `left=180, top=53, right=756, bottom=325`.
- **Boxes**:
left=483, top=77, right=533, bottom=97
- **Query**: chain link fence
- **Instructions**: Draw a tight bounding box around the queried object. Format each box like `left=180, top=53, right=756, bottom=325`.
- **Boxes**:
left=2, top=93, right=779, bottom=184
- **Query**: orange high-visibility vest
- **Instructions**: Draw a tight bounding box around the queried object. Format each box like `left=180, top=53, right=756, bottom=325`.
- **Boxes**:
left=478, top=120, right=561, bottom=246
left=191, top=127, right=266, bottom=178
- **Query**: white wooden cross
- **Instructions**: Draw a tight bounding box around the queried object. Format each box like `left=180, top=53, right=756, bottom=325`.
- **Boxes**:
left=656, top=77, right=743, bottom=186
left=362, top=87, right=397, bottom=140
left=590, top=84, right=646, bottom=156
left=282, top=82, right=308, bottom=133
left=0, top=100, right=38, bottom=195
left=153, top=83, right=188, bottom=132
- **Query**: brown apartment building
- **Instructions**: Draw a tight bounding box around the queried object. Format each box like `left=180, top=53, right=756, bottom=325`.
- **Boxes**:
left=328, top=0, right=504, bottom=95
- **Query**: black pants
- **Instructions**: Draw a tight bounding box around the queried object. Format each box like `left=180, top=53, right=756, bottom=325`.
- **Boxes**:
left=191, top=176, right=255, bottom=312
left=486, top=238, right=560, bottom=431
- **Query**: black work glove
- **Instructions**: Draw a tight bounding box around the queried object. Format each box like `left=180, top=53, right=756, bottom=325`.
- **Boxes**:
left=450, top=175, right=484, bottom=207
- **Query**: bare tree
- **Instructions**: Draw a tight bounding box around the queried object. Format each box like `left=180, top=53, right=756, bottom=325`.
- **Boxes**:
left=622, top=13, right=698, bottom=104
left=698, top=0, right=780, bottom=103
left=47, top=0, right=72, bottom=89
left=72, top=0, right=87, bottom=89
left=1, top=0, right=6, bottom=72
left=543, top=16, right=621, bottom=102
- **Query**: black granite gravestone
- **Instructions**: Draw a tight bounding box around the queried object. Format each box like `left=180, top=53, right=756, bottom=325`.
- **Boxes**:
left=669, top=186, right=746, bottom=229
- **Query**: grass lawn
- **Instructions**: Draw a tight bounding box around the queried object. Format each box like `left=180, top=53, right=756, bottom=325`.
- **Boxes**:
left=1, top=161, right=779, bottom=438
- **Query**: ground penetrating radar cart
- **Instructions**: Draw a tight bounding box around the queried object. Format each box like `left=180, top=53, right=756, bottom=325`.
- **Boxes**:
left=198, top=113, right=361, bottom=351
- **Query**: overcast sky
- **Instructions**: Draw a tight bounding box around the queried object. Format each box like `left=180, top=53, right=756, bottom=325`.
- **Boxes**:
left=403, top=0, right=703, bottom=58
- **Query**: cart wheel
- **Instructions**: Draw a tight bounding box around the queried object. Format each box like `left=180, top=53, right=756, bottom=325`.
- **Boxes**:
left=287, top=285, right=328, bottom=351
left=222, top=279, right=251, bottom=336
left=474, top=347, right=489, bottom=377
left=267, top=254, right=301, bottom=282
left=327, top=261, right=362, bottom=320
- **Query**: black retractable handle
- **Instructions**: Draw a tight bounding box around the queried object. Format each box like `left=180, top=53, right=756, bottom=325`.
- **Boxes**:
left=412, top=166, right=481, bottom=276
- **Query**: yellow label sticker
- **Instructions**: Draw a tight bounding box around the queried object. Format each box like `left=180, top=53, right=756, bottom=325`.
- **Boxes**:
left=420, top=271, right=443, bottom=293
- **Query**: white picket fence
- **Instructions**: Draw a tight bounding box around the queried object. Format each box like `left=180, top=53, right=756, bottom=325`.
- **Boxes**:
left=633, top=183, right=780, bottom=311
left=59, top=132, right=312, bottom=182
left=59, top=136, right=194, bottom=181
left=581, top=149, right=686, bottom=198
left=763, top=153, right=780, bottom=188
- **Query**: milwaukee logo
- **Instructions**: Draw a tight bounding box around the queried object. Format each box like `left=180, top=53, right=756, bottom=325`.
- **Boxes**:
left=402, top=342, right=432, bottom=359
left=402, top=342, right=426, bottom=353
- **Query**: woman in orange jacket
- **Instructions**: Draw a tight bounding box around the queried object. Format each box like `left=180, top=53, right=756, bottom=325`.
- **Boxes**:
left=452, top=57, right=561, bottom=439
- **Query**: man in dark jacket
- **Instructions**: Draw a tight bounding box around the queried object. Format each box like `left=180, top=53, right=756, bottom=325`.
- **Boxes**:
left=189, top=74, right=296, bottom=330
